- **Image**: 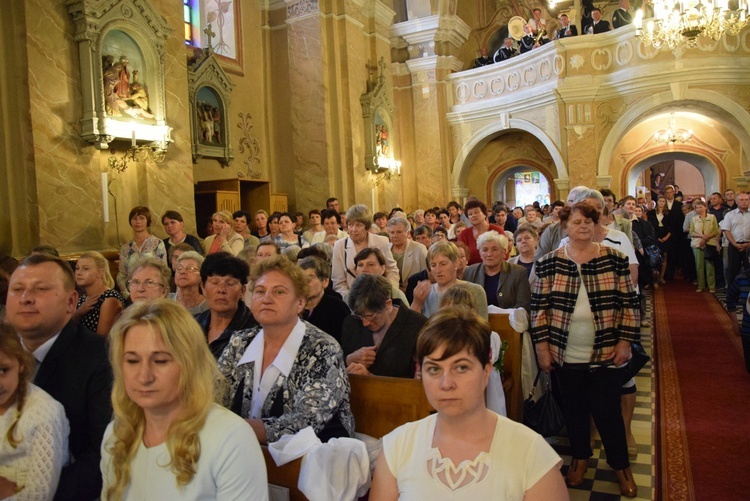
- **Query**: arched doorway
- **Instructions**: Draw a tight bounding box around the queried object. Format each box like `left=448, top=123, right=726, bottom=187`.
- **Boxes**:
left=490, top=165, right=553, bottom=208
left=625, top=151, right=718, bottom=201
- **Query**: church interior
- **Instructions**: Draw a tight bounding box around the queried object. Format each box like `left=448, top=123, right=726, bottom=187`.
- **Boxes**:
left=2, top=0, right=749, bottom=498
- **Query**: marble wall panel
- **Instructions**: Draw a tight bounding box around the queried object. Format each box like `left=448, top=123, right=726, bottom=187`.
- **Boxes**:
left=288, top=16, right=330, bottom=211
left=21, top=0, right=196, bottom=254
left=411, top=79, right=447, bottom=208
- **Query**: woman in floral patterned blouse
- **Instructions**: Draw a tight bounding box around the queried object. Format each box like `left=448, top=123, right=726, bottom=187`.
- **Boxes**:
left=116, top=206, right=167, bottom=300
left=217, top=255, right=354, bottom=444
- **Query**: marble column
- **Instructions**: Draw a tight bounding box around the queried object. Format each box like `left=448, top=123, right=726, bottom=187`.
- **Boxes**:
left=391, top=14, right=471, bottom=209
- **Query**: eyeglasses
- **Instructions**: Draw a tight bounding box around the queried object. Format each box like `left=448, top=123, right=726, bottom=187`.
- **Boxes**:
left=351, top=310, right=382, bottom=323
left=175, top=266, right=200, bottom=274
left=128, top=279, right=166, bottom=290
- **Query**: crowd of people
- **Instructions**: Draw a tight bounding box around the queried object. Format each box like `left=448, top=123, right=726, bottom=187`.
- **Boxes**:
left=0, top=182, right=748, bottom=499
left=475, top=3, right=632, bottom=68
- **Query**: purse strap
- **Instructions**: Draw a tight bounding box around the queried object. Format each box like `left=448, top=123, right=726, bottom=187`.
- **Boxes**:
left=527, top=368, right=545, bottom=400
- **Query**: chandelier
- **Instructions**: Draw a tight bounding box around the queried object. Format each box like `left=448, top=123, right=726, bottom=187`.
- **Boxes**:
left=653, top=114, right=693, bottom=145
left=634, top=0, right=748, bottom=52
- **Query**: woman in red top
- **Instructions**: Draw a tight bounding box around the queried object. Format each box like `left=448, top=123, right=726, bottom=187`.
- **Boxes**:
left=458, top=200, right=505, bottom=265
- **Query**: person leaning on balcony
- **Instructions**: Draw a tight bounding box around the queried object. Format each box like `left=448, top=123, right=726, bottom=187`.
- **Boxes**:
left=474, top=47, right=494, bottom=67
left=555, top=14, right=578, bottom=38
left=493, top=37, right=517, bottom=62
left=586, top=7, right=611, bottom=34
left=612, top=0, right=634, bottom=29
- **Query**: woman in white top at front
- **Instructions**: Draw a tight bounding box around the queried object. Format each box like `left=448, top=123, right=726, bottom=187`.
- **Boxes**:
left=370, top=308, right=566, bottom=500
left=100, top=300, right=268, bottom=501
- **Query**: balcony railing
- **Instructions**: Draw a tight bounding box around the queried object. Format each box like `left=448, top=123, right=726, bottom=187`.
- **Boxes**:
left=448, top=25, right=750, bottom=109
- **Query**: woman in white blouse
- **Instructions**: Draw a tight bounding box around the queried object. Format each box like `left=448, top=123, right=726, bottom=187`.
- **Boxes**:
left=0, top=324, right=69, bottom=500
left=370, top=308, right=566, bottom=499
left=101, top=300, right=268, bottom=500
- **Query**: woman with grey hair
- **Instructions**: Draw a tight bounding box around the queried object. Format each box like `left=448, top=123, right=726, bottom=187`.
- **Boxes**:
left=128, top=257, right=171, bottom=303
left=331, top=204, right=399, bottom=299
left=410, top=241, right=488, bottom=319
left=168, top=250, right=208, bottom=315
left=341, top=274, right=427, bottom=378
left=388, top=217, right=428, bottom=290
left=298, top=256, right=350, bottom=343
left=463, top=230, right=531, bottom=313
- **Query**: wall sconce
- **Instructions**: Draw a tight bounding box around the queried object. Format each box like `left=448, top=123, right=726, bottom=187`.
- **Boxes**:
left=370, top=156, right=402, bottom=186
left=107, top=131, right=169, bottom=173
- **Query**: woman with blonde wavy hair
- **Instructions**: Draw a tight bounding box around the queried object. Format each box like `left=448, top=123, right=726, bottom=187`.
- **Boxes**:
left=100, top=299, right=268, bottom=500
left=73, top=251, right=125, bottom=335
left=0, top=324, right=70, bottom=500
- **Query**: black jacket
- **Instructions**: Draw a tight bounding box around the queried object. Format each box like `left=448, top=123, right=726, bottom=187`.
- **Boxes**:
left=34, top=321, right=113, bottom=501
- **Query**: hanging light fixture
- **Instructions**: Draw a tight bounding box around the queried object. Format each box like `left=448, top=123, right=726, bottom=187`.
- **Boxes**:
left=634, top=0, right=748, bottom=53
left=653, top=114, right=693, bottom=145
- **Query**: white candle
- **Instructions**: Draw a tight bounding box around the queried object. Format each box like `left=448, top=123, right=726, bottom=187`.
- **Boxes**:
left=131, top=130, right=136, bottom=148
left=101, top=172, right=110, bottom=223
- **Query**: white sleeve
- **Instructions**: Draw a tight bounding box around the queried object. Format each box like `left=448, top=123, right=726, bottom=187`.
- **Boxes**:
left=16, top=391, right=70, bottom=501
left=213, top=413, right=269, bottom=501
left=331, top=239, right=350, bottom=298
left=523, top=433, right=563, bottom=491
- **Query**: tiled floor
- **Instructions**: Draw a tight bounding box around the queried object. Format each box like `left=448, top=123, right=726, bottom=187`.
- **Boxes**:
left=550, top=293, right=656, bottom=500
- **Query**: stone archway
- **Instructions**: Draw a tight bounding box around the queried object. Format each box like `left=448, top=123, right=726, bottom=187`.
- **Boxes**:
left=598, top=89, right=750, bottom=188
left=451, top=119, right=567, bottom=199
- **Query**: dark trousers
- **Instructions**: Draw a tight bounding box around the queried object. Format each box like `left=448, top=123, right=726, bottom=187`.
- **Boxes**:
left=555, top=365, right=630, bottom=470
left=725, top=244, right=747, bottom=291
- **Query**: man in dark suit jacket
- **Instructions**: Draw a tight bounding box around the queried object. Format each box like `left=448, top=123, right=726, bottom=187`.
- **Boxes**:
left=461, top=233, right=531, bottom=314
left=663, top=185, right=685, bottom=280
left=556, top=14, right=579, bottom=38
left=586, top=8, right=611, bottom=34
left=5, top=254, right=112, bottom=501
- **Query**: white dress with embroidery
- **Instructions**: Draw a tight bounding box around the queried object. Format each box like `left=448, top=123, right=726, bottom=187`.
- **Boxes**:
left=382, top=413, right=561, bottom=500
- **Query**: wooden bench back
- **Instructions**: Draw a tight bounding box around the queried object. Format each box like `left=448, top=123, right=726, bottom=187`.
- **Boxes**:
left=263, top=374, right=433, bottom=500
left=348, top=374, right=433, bottom=439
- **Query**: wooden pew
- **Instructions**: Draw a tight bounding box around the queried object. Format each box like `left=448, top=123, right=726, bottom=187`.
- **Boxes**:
left=489, top=313, right=525, bottom=423
left=263, top=375, right=433, bottom=500
left=348, top=374, right=433, bottom=439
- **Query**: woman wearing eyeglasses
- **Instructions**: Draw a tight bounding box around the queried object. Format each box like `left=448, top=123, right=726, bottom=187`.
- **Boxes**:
left=127, top=258, right=171, bottom=304
left=341, top=274, right=427, bottom=378
left=167, top=251, right=207, bottom=315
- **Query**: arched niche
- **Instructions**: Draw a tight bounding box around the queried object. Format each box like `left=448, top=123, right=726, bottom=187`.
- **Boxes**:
left=188, top=46, right=235, bottom=166
left=68, top=0, right=172, bottom=149
left=360, top=58, right=397, bottom=173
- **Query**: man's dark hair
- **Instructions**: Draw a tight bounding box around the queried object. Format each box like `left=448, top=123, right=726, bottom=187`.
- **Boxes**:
left=414, top=225, right=433, bottom=238
left=20, top=254, right=75, bottom=290
left=30, top=245, right=60, bottom=257
left=200, top=252, right=249, bottom=286
left=321, top=209, right=341, bottom=224
left=326, top=197, right=339, bottom=206
left=373, top=211, right=388, bottom=222
left=447, top=201, right=462, bottom=211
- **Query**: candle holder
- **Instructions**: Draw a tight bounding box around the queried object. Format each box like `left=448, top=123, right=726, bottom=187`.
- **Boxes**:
left=107, top=141, right=168, bottom=174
